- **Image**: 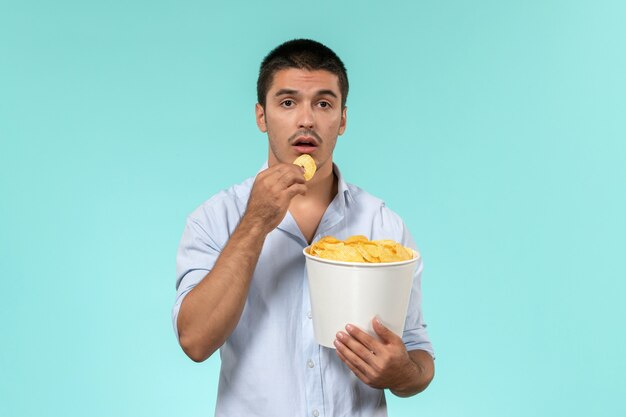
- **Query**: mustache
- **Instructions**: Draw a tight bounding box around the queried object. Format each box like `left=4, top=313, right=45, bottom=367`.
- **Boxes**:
left=288, top=129, right=323, bottom=144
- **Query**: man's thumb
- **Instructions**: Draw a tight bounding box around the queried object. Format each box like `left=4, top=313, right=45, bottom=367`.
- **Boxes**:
left=372, top=317, right=395, bottom=342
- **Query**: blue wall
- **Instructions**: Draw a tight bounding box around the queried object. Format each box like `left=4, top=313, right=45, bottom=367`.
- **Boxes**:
left=2, top=1, right=625, bottom=415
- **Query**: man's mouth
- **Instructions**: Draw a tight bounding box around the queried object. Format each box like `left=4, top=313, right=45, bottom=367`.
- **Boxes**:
left=292, top=136, right=319, bottom=153
left=293, top=136, right=319, bottom=146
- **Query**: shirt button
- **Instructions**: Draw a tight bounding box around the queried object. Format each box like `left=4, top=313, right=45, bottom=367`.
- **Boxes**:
left=312, top=410, right=320, bottom=417
left=307, top=359, right=315, bottom=368
left=307, top=311, right=312, bottom=319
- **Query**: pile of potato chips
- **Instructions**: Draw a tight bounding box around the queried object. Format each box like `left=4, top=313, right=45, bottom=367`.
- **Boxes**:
left=308, top=235, right=414, bottom=263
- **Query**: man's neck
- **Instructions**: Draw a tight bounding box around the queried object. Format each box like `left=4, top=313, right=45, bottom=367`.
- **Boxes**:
left=288, top=164, right=338, bottom=244
left=290, top=163, right=338, bottom=209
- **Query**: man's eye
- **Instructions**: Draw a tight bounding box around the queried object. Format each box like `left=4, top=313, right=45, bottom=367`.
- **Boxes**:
left=318, top=101, right=330, bottom=108
left=282, top=100, right=294, bottom=107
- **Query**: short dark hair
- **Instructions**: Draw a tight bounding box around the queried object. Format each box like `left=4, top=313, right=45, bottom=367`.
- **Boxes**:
left=257, top=39, right=349, bottom=108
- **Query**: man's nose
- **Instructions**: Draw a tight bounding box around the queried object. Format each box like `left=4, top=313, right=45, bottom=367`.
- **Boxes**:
left=297, top=104, right=314, bottom=129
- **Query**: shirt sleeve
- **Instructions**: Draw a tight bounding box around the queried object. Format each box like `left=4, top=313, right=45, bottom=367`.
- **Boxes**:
left=172, top=216, right=223, bottom=342
left=400, top=224, right=435, bottom=358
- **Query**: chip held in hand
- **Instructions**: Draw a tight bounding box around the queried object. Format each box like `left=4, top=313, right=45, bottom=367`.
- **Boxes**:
left=293, top=154, right=317, bottom=181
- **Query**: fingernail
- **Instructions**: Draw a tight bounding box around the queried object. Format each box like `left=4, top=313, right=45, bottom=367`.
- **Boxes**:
left=333, top=339, right=340, bottom=347
left=346, top=324, right=353, bottom=332
left=336, top=332, right=343, bottom=340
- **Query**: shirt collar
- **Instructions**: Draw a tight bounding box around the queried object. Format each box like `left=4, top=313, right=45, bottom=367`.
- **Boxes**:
left=333, top=163, right=355, bottom=208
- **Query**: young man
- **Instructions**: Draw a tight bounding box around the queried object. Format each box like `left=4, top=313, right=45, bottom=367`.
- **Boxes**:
left=173, top=39, right=434, bottom=416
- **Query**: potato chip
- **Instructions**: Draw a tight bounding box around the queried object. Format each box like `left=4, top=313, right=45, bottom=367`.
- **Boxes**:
left=362, top=242, right=382, bottom=258
left=355, top=243, right=377, bottom=262
left=333, top=245, right=363, bottom=262
left=317, top=236, right=340, bottom=245
left=308, top=235, right=415, bottom=263
left=372, top=240, right=398, bottom=247
left=345, top=235, right=368, bottom=244
left=293, top=154, right=317, bottom=181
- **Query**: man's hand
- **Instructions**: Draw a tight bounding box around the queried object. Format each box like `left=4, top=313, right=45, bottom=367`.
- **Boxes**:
left=334, top=318, right=434, bottom=396
left=243, top=163, right=307, bottom=234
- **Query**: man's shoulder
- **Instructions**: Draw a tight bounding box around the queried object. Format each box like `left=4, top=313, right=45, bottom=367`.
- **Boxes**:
left=346, top=183, right=407, bottom=241
left=187, top=176, right=254, bottom=227
left=345, top=182, right=384, bottom=206
left=346, top=182, right=401, bottom=215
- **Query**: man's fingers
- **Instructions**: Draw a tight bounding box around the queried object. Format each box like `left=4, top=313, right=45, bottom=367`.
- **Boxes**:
left=337, top=328, right=380, bottom=367
left=244, top=163, right=308, bottom=234
left=276, top=165, right=307, bottom=188
left=270, top=162, right=306, bottom=178
left=255, top=166, right=305, bottom=198
left=344, top=324, right=382, bottom=353
left=278, top=165, right=307, bottom=198
left=372, top=317, right=401, bottom=344
left=285, top=183, right=307, bottom=199
left=334, top=338, right=373, bottom=383
left=280, top=172, right=306, bottom=188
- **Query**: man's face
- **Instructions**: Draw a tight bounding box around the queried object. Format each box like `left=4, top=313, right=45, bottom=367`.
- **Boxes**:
left=256, top=68, right=347, bottom=175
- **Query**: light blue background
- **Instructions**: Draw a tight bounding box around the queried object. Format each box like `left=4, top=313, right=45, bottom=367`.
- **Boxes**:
left=1, top=1, right=625, bottom=416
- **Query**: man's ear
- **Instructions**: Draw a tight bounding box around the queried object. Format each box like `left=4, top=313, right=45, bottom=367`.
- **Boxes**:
left=255, top=103, right=267, bottom=133
left=338, top=106, right=347, bottom=135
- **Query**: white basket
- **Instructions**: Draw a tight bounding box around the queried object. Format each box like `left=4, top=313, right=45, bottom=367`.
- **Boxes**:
left=303, top=247, right=419, bottom=348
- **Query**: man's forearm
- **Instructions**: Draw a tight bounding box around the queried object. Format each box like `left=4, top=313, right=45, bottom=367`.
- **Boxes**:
left=177, top=215, right=267, bottom=362
left=389, top=349, right=435, bottom=397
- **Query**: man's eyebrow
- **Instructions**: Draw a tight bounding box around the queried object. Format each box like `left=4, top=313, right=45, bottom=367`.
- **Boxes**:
left=273, top=89, right=339, bottom=98
left=316, top=89, right=338, bottom=98
left=274, top=89, right=298, bottom=97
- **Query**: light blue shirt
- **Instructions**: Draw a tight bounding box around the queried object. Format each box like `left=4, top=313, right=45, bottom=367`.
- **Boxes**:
left=173, top=163, right=433, bottom=417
